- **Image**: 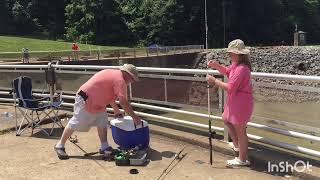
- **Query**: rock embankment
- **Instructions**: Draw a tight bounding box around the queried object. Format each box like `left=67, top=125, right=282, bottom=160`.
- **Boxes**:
left=197, top=46, right=320, bottom=103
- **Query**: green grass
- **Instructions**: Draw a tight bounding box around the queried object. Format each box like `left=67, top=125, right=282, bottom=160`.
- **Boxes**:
left=0, top=36, right=124, bottom=52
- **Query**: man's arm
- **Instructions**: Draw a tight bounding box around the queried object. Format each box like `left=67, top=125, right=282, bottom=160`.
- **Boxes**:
left=118, top=96, right=141, bottom=124
left=109, top=101, right=122, bottom=117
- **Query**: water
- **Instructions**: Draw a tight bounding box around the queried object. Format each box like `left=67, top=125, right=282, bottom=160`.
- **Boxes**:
left=254, top=101, right=320, bottom=129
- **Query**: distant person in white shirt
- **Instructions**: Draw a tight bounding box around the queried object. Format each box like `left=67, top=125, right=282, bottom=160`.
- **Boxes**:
left=22, top=48, right=29, bottom=63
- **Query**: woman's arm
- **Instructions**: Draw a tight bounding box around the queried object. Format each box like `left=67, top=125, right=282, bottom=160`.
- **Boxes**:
left=206, top=66, right=246, bottom=95
left=206, top=75, right=228, bottom=90
left=207, top=60, right=229, bottom=76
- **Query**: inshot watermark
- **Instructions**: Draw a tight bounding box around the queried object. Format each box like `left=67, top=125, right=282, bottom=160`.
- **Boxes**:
left=268, top=161, right=312, bottom=173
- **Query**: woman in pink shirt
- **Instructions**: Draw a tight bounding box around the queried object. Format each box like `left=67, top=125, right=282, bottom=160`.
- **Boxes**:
left=206, top=39, right=253, bottom=167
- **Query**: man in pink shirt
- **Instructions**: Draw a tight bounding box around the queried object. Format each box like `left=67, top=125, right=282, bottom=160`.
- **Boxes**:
left=54, top=64, right=141, bottom=160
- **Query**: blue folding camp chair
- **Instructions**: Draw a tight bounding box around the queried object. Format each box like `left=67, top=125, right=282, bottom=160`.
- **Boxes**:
left=12, top=76, right=63, bottom=136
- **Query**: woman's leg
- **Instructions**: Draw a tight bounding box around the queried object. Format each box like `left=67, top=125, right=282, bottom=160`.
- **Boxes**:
left=224, top=120, right=238, bottom=148
left=233, top=123, right=248, bottom=162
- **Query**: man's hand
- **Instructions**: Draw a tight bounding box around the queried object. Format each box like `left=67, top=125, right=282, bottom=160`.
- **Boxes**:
left=114, top=112, right=124, bottom=118
left=207, top=60, right=220, bottom=69
left=118, top=96, right=142, bottom=125
left=132, top=115, right=142, bottom=125
left=114, top=108, right=123, bottom=118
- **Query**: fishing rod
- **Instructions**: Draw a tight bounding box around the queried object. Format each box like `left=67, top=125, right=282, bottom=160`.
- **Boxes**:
left=204, top=0, right=215, bottom=166
left=156, top=146, right=187, bottom=180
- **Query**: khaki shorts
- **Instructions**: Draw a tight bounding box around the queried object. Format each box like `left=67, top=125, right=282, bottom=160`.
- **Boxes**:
left=66, top=95, right=108, bottom=132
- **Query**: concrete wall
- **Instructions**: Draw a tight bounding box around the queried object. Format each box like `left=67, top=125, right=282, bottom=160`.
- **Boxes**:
left=59, top=52, right=203, bottom=68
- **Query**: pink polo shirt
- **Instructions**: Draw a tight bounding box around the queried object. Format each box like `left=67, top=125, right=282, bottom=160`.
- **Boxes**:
left=78, top=69, right=127, bottom=113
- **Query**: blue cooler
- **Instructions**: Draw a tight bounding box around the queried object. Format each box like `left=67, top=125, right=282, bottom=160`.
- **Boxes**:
left=110, top=116, right=149, bottom=150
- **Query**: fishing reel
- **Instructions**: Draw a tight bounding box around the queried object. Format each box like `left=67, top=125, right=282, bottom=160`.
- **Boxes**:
left=207, top=84, right=214, bottom=88
left=69, top=135, right=78, bottom=143
left=209, top=131, right=217, bottom=139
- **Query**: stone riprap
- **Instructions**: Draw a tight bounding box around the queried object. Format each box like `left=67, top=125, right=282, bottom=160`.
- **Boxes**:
left=198, top=46, right=320, bottom=103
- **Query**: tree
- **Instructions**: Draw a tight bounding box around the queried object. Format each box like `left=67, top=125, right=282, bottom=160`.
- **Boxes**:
left=1, top=0, right=320, bottom=46
left=0, top=0, right=10, bottom=33
left=30, top=0, right=66, bottom=39
left=65, top=0, right=131, bottom=45
left=119, top=0, right=184, bottom=46
left=9, top=0, right=40, bottom=34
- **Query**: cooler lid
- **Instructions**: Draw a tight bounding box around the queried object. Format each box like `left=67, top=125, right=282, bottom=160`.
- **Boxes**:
left=110, top=116, right=148, bottom=131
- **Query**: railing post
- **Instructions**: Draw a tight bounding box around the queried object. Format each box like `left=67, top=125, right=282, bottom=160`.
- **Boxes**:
left=164, top=78, right=168, bottom=102
left=133, top=48, right=136, bottom=58
left=221, top=76, right=229, bottom=142
left=46, top=62, right=56, bottom=104
left=157, top=47, right=159, bottom=56
left=146, top=48, right=149, bottom=57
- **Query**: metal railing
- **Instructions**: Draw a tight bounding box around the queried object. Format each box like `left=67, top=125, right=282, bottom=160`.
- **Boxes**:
left=0, top=63, right=320, bottom=158
left=0, top=45, right=204, bottom=62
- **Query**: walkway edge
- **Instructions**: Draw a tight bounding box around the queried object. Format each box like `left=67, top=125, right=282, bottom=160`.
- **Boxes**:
left=148, top=124, right=320, bottom=179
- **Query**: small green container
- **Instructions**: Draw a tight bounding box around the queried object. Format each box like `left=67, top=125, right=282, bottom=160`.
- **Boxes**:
left=115, top=153, right=130, bottom=166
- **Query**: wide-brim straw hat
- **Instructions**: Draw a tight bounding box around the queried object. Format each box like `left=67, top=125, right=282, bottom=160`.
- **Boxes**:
left=120, top=64, right=140, bottom=81
left=227, top=39, right=250, bottom=55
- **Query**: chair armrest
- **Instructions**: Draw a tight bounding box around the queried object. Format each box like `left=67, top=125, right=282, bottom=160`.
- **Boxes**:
left=16, top=97, right=50, bottom=102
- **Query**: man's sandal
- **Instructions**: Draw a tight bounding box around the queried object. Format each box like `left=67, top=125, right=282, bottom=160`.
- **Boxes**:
left=54, top=145, right=69, bottom=160
left=99, top=146, right=116, bottom=160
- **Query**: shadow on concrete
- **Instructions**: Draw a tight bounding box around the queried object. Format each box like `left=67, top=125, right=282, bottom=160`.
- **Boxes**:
left=69, top=155, right=104, bottom=161
left=31, top=127, right=64, bottom=139
left=148, top=148, right=176, bottom=161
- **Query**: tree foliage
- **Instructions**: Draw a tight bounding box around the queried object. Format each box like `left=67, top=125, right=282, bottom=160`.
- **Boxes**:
left=1, top=0, right=320, bottom=47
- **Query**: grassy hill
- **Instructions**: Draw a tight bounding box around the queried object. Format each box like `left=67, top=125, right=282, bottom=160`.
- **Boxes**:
left=0, top=36, right=123, bottom=52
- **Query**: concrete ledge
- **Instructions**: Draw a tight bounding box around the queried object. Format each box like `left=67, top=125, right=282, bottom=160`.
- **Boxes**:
left=148, top=123, right=320, bottom=179
left=0, top=113, right=68, bottom=135
left=149, top=124, right=235, bottom=157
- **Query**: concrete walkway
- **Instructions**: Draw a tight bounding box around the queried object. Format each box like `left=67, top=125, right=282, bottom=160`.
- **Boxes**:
left=0, top=127, right=290, bottom=180
left=0, top=104, right=309, bottom=179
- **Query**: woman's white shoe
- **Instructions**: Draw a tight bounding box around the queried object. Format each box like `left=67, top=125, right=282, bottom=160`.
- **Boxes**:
left=226, top=157, right=250, bottom=167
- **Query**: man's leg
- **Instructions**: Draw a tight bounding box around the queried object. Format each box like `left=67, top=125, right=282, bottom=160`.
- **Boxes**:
left=96, top=113, right=114, bottom=157
left=56, top=127, right=75, bottom=147
left=54, top=95, right=89, bottom=159
left=97, top=126, right=109, bottom=150
left=54, top=124, right=76, bottom=160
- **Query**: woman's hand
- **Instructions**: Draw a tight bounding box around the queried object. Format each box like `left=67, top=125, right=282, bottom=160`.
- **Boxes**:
left=207, top=60, right=220, bottom=69
left=206, top=74, right=216, bottom=85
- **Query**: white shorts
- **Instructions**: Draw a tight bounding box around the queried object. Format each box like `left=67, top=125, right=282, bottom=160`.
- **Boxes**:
left=66, top=95, right=108, bottom=132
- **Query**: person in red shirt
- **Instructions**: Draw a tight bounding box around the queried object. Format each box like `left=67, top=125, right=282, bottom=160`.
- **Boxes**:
left=71, top=43, right=80, bottom=60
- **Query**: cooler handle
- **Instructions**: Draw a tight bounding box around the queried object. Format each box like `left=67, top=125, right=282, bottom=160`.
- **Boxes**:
left=134, top=121, right=144, bottom=129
